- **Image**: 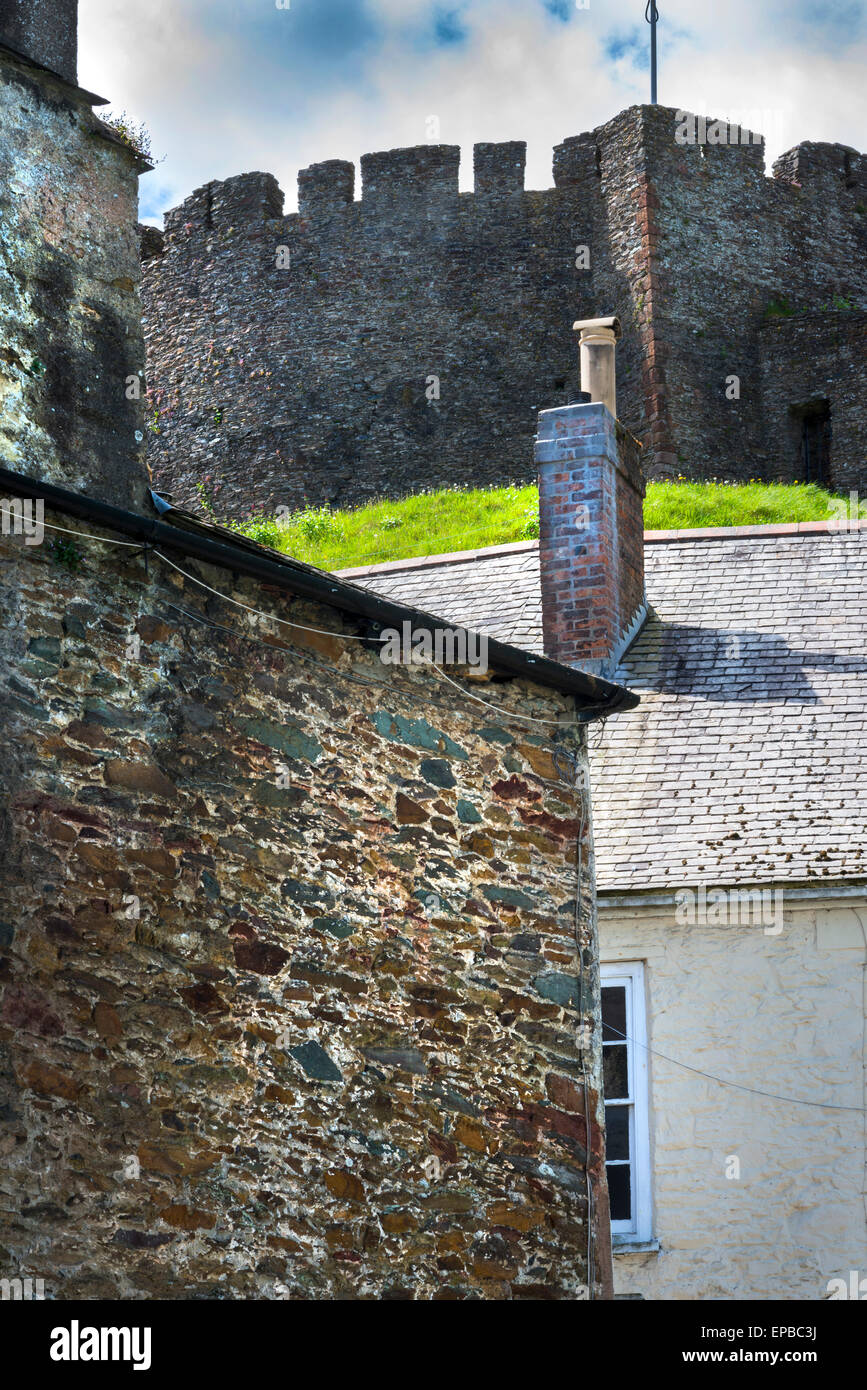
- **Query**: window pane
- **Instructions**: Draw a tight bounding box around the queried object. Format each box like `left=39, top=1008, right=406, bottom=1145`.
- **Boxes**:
left=605, top=1104, right=630, bottom=1161
left=607, top=1162, right=632, bottom=1223
left=601, top=985, right=626, bottom=1042
left=603, top=1043, right=629, bottom=1098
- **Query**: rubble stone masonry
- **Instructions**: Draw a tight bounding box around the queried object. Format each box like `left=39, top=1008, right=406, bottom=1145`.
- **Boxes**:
left=140, top=105, right=867, bottom=518
left=0, top=522, right=611, bottom=1300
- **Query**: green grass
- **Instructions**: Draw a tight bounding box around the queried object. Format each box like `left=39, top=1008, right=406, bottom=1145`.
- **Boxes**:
left=643, top=479, right=851, bottom=530
left=216, top=480, right=854, bottom=572
left=221, top=484, right=540, bottom=569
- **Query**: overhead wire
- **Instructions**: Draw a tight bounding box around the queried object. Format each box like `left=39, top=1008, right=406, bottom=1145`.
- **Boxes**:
left=603, top=1023, right=867, bottom=1113
left=3, top=515, right=144, bottom=548
left=0, top=522, right=583, bottom=734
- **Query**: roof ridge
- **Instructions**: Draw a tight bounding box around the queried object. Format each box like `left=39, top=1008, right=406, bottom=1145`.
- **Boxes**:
left=338, top=519, right=867, bottom=577
left=644, top=518, right=867, bottom=542
left=337, top=538, right=538, bottom=577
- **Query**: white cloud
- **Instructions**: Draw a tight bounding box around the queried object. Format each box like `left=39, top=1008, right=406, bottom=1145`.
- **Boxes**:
left=76, top=0, right=867, bottom=224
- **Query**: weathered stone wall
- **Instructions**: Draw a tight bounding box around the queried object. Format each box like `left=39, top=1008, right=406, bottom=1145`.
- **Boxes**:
left=759, top=310, right=867, bottom=491
left=139, top=154, right=594, bottom=518
left=140, top=105, right=867, bottom=519
left=601, top=899, right=867, bottom=1300
left=0, top=0, right=78, bottom=85
left=0, top=519, right=612, bottom=1300
left=639, top=115, right=867, bottom=486
left=0, top=48, right=149, bottom=511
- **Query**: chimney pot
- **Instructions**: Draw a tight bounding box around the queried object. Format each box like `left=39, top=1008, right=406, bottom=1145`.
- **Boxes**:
left=573, top=315, right=621, bottom=418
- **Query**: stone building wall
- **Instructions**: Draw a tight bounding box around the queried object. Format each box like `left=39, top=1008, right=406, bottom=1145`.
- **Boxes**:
left=0, top=518, right=611, bottom=1300
left=0, top=45, right=149, bottom=512
left=140, top=105, right=867, bottom=519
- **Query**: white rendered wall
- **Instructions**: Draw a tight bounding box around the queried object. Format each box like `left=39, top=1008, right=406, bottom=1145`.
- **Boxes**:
left=599, top=898, right=867, bottom=1300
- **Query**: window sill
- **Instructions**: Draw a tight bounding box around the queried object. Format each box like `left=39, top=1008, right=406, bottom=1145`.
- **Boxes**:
left=612, top=1237, right=660, bottom=1255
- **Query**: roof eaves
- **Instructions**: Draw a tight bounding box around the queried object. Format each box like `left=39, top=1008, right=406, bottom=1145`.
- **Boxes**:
left=0, top=468, right=638, bottom=720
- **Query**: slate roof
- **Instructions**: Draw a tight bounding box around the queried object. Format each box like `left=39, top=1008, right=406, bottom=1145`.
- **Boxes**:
left=341, top=524, right=867, bottom=893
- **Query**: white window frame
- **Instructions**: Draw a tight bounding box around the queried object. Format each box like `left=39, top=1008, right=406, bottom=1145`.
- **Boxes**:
left=600, top=961, right=653, bottom=1244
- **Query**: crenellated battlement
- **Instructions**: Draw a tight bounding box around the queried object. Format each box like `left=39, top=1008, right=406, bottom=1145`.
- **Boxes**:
left=152, top=106, right=867, bottom=255
left=141, top=103, right=867, bottom=517
left=552, top=136, right=600, bottom=188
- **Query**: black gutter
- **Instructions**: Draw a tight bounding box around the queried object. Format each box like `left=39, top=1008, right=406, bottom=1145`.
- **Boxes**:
left=0, top=467, right=639, bottom=719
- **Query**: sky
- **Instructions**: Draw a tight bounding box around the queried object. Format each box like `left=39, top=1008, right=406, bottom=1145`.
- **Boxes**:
left=76, top=0, right=867, bottom=225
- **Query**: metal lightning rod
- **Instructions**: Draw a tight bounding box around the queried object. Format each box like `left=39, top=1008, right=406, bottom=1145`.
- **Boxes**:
left=645, top=0, right=659, bottom=104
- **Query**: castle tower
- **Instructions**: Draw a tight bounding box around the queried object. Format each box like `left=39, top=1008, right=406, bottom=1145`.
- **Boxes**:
left=0, top=0, right=151, bottom=510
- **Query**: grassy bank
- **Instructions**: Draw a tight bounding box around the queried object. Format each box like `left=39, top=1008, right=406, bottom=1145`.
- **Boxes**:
left=215, top=480, right=852, bottom=571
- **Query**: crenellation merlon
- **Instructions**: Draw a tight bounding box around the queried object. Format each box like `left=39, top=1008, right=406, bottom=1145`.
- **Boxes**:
left=298, top=159, right=355, bottom=220
left=773, top=141, right=867, bottom=193
left=473, top=141, right=526, bottom=196
left=139, top=223, right=165, bottom=262
left=210, top=171, right=284, bottom=223
left=553, top=137, right=601, bottom=189
left=164, top=172, right=284, bottom=240
left=360, top=144, right=461, bottom=210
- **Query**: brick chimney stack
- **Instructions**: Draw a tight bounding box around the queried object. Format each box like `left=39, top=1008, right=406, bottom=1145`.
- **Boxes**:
left=0, top=0, right=78, bottom=85
left=535, top=324, right=646, bottom=675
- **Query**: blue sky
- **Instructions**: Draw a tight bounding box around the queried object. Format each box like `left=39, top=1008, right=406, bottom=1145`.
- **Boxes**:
left=77, top=0, right=867, bottom=224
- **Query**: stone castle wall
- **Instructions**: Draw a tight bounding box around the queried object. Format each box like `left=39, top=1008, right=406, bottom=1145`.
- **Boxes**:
left=640, top=123, right=867, bottom=487
left=0, top=518, right=611, bottom=1300
left=0, top=47, right=149, bottom=512
left=140, top=105, right=867, bottom=519
left=759, top=310, right=867, bottom=492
